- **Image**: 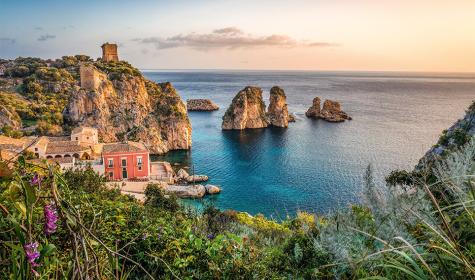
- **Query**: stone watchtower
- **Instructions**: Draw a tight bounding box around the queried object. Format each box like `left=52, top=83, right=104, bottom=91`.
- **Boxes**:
left=101, top=43, right=119, bottom=62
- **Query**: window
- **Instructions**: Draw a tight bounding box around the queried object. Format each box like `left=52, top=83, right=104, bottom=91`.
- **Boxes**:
left=34, top=147, right=38, bottom=151
left=75, top=137, right=78, bottom=140
left=137, top=157, right=143, bottom=165
left=108, top=172, right=113, bottom=180
left=121, top=159, right=127, bottom=167
left=108, top=159, right=113, bottom=167
left=138, top=165, right=142, bottom=171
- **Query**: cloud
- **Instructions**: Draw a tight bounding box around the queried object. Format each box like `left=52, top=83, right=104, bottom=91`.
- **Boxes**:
left=34, top=26, right=43, bottom=31
left=37, top=34, right=56, bottom=41
left=0, top=37, right=16, bottom=45
left=134, top=27, right=336, bottom=51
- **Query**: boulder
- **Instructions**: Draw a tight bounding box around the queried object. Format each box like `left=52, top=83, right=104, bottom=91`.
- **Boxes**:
left=267, top=86, right=290, bottom=127
left=165, top=184, right=206, bottom=198
left=222, top=86, right=269, bottom=130
left=186, top=175, right=209, bottom=183
left=176, top=168, right=189, bottom=180
left=288, top=113, right=296, bottom=122
left=187, top=99, right=219, bottom=111
left=205, top=184, right=221, bottom=194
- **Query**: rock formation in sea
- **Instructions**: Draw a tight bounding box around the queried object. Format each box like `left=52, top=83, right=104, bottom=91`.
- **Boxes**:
left=267, top=86, right=290, bottom=127
left=222, top=86, right=269, bottom=130
left=64, top=64, right=192, bottom=154
left=305, top=97, right=321, bottom=118
left=305, top=97, right=351, bottom=122
left=187, top=99, right=219, bottom=111
left=222, top=86, right=294, bottom=130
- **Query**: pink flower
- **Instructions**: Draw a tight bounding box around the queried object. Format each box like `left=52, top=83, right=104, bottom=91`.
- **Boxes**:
left=44, top=204, right=58, bottom=235
left=24, top=242, right=40, bottom=268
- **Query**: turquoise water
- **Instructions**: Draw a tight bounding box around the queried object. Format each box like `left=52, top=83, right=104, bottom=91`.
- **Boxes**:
left=144, top=70, right=475, bottom=218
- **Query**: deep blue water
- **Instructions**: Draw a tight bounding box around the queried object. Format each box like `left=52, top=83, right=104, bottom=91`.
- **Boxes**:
left=143, top=70, right=475, bottom=218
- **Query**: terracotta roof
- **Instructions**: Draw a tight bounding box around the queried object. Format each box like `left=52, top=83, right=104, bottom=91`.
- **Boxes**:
left=71, top=127, right=97, bottom=135
left=47, top=136, right=71, bottom=142
left=46, top=141, right=89, bottom=154
left=102, top=141, right=148, bottom=154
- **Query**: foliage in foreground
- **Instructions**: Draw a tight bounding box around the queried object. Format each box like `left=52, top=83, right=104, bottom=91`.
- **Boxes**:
left=1, top=139, right=475, bottom=279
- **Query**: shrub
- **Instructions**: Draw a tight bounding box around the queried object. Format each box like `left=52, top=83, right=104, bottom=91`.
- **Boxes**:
left=144, top=183, right=180, bottom=211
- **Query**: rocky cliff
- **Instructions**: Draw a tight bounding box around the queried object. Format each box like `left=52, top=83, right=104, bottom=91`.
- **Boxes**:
left=64, top=64, right=191, bottom=154
left=222, top=86, right=269, bottom=130
left=306, top=97, right=351, bottom=122
left=267, top=86, right=290, bottom=127
left=416, top=101, right=475, bottom=169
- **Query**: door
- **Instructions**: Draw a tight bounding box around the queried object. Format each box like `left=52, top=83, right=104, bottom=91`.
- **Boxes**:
left=122, top=168, right=128, bottom=179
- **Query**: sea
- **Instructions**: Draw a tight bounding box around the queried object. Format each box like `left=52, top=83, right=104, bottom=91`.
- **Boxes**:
left=143, top=70, right=475, bottom=218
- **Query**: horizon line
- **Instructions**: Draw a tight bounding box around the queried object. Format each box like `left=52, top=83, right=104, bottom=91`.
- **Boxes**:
left=139, top=68, right=475, bottom=75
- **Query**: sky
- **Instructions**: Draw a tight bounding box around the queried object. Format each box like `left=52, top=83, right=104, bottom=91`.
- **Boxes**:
left=0, top=0, right=474, bottom=72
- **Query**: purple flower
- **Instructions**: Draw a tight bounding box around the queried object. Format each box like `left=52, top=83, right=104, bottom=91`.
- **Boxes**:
left=24, top=242, right=41, bottom=269
left=207, top=233, right=215, bottom=240
left=44, top=204, right=58, bottom=235
left=30, top=174, right=41, bottom=186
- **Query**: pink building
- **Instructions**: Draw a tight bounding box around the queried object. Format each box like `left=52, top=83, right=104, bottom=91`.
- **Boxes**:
left=102, top=142, right=149, bottom=181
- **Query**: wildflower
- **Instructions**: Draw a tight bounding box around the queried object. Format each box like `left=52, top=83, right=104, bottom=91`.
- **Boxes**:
left=207, top=233, right=215, bottom=239
left=24, top=242, right=41, bottom=274
left=30, top=174, right=41, bottom=186
left=44, top=204, right=58, bottom=235
left=142, top=233, right=148, bottom=240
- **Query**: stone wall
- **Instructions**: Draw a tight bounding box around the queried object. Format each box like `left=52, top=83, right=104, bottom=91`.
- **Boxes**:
left=101, top=43, right=119, bottom=62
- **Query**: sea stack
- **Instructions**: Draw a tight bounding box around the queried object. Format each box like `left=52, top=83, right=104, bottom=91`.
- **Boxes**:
left=306, top=97, right=351, bottom=122
left=267, top=86, right=290, bottom=127
left=221, top=86, right=269, bottom=130
left=305, top=97, right=321, bottom=118
left=187, top=99, right=219, bottom=111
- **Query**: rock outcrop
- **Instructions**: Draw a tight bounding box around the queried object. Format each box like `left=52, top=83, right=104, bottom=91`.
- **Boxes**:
left=205, top=184, right=221, bottom=194
left=306, top=97, right=351, bottom=122
left=222, top=86, right=269, bottom=130
left=64, top=64, right=192, bottom=154
left=267, top=86, right=290, bottom=127
left=416, top=101, right=475, bottom=170
left=186, top=174, right=209, bottom=183
left=165, top=184, right=206, bottom=198
left=187, top=99, right=219, bottom=111
left=0, top=105, right=21, bottom=130
left=305, top=97, right=321, bottom=118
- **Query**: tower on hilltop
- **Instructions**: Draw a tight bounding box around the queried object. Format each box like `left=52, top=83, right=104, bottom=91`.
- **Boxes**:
left=101, top=43, right=119, bottom=62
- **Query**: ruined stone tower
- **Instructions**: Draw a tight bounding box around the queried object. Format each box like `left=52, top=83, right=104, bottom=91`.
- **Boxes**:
left=101, top=43, right=119, bottom=62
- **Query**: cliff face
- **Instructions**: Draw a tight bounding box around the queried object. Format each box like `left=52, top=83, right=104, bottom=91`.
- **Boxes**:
left=267, top=86, right=290, bottom=128
left=222, top=86, right=269, bottom=130
left=416, top=101, right=475, bottom=169
left=64, top=64, right=191, bottom=154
